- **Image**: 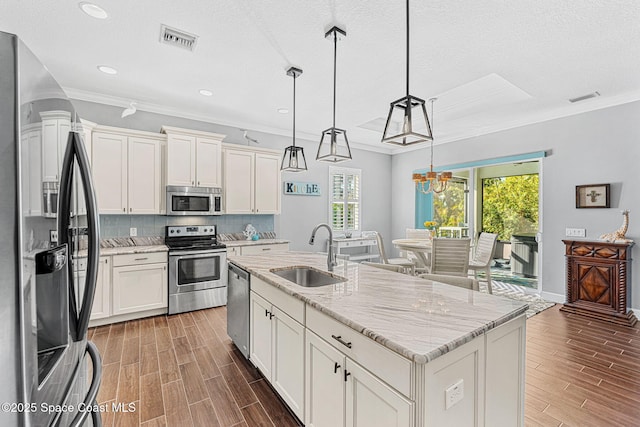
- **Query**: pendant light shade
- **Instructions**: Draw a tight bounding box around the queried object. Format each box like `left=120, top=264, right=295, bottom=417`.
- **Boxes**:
left=382, top=0, right=433, bottom=146
left=317, top=26, right=352, bottom=163
left=281, top=67, right=308, bottom=172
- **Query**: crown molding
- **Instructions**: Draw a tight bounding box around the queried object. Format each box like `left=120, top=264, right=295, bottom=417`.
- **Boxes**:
left=64, top=87, right=640, bottom=157
left=63, top=87, right=395, bottom=155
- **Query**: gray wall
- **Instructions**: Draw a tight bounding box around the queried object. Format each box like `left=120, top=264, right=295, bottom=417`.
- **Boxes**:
left=72, top=100, right=392, bottom=251
left=392, top=101, right=640, bottom=307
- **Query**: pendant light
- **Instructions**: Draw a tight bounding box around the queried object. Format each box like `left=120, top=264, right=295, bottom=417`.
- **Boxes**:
left=413, top=98, right=452, bottom=194
left=381, top=0, right=432, bottom=146
left=281, top=67, right=308, bottom=172
left=316, top=26, right=352, bottom=163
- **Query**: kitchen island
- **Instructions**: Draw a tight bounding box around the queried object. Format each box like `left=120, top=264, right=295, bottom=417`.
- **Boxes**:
left=228, top=252, right=528, bottom=427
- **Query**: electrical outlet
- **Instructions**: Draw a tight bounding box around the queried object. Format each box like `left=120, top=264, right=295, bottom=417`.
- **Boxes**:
left=129, top=227, right=137, bottom=237
left=445, top=379, right=464, bottom=410
left=566, top=228, right=586, bottom=237
left=49, top=230, right=58, bottom=245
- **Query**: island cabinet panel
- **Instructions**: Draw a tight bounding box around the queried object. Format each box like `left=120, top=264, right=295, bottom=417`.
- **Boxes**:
left=249, top=287, right=305, bottom=420
left=419, top=337, right=484, bottom=427
left=271, top=306, right=305, bottom=418
left=249, top=291, right=273, bottom=378
left=305, top=331, right=346, bottom=427
left=561, top=240, right=636, bottom=326
left=485, top=315, right=526, bottom=427
left=346, top=359, right=413, bottom=427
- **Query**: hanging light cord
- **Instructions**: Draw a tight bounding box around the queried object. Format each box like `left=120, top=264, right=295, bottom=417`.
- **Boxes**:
left=332, top=31, right=338, bottom=129
left=405, top=0, right=410, bottom=98
left=292, top=73, right=297, bottom=147
left=429, top=99, right=435, bottom=170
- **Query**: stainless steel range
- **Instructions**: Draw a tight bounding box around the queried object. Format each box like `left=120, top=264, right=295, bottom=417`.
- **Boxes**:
left=166, top=225, right=227, bottom=315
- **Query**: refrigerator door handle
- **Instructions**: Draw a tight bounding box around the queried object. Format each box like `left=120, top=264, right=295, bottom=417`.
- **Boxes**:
left=73, top=131, right=100, bottom=340
left=69, top=341, right=103, bottom=427
left=57, top=131, right=79, bottom=332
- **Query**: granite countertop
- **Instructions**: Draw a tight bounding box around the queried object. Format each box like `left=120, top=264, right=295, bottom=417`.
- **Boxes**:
left=228, top=251, right=528, bottom=364
left=76, top=244, right=169, bottom=258
left=224, top=239, right=290, bottom=248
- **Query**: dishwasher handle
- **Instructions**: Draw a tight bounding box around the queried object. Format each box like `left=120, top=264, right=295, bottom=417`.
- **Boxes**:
left=229, top=263, right=249, bottom=282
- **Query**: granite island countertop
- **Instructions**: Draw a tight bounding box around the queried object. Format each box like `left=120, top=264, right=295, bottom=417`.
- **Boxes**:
left=229, top=251, right=528, bottom=364
left=224, top=238, right=290, bottom=248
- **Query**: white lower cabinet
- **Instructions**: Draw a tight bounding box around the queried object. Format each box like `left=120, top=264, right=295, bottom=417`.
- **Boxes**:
left=305, top=330, right=412, bottom=427
left=77, top=257, right=111, bottom=321
left=112, top=255, right=168, bottom=315
left=249, top=290, right=304, bottom=420
left=237, top=242, right=289, bottom=255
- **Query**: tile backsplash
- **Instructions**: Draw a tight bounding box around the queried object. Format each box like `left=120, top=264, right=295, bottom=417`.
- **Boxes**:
left=99, top=214, right=274, bottom=238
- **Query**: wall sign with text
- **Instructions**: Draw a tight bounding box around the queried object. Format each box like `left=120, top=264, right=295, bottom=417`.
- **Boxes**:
left=283, top=181, right=321, bottom=196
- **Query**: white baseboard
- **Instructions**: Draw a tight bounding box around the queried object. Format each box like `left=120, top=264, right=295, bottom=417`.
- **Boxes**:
left=540, top=291, right=565, bottom=304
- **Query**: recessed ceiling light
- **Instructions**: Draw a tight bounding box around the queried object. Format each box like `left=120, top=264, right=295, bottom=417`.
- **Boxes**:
left=277, top=108, right=289, bottom=114
left=199, top=89, right=213, bottom=97
left=97, top=65, right=117, bottom=75
left=79, top=2, right=108, bottom=19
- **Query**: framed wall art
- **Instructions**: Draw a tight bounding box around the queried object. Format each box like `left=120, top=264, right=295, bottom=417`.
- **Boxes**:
left=576, top=183, right=610, bottom=208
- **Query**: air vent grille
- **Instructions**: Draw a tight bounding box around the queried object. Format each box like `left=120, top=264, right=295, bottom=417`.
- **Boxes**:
left=160, top=25, right=198, bottom=52
left=569, top=91, right=600, bottom=103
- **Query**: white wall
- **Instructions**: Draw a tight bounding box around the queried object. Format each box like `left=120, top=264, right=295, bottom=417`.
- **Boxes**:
left=392, top=101, right=640, bottom=307
left=72, top=99, right=392, bottom=252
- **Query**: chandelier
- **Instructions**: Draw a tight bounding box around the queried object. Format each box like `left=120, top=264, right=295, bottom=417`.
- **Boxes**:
left=413, top=98, right=451, bottom=194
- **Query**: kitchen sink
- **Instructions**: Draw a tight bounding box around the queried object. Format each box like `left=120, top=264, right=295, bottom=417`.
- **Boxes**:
left=270, top=267, right=346, bottom=287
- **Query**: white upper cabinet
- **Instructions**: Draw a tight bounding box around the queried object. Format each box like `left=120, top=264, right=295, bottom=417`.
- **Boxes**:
left=223, top=144, right=281, bottom=214
left=21, top=125, right=42, bottom=216
left=92, top=126, right=164, bottom=214
left=162, top=126, right=223, bottom=188
left=40, top=110, right=71, bottom=182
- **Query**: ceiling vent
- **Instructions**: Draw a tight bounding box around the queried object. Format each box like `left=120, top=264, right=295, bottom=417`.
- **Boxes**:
left=160, top=24, right=198, bottom=52
left=569, top=91, right=600, bottom=103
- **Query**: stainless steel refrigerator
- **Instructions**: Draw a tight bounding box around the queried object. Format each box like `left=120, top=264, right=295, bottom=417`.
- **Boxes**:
left=0, top=31, right=102, bottom=426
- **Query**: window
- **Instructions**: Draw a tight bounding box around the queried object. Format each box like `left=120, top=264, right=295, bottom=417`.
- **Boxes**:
left=329, top=167, right=361, bottom=231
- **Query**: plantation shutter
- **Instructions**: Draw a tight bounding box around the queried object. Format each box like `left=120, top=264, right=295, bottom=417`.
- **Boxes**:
left=329, top=167, right=361, bottom=232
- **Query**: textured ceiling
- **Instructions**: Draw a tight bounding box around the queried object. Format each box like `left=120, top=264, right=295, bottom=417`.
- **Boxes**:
left=2, top=0, right=640, bottom=153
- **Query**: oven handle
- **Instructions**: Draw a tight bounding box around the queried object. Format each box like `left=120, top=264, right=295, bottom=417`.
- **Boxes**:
left=170, top=249, right=228, bottom=258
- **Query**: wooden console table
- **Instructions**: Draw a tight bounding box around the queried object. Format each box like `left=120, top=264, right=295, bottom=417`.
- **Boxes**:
left=561, top=240, right=636, bottom=326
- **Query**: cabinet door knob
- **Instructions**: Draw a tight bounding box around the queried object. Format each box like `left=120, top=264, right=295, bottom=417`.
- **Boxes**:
left=197, top=181, right=200, bottom=186
left=129, top=208, right=132, bottom=212
left=192, top=181, right=195, bottom=185
left=269, top=312, right=275, bottom=320
left=344, top=370, right=351, bottom=382
left=334, top=362, right=341, bottom=374
left=265, top=309, right=269, bottom=318
left=123, top=208, right=126, bottom=212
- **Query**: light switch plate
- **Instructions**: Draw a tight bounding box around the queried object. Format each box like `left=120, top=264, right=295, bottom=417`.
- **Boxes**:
left=566, top=228, right=586, bottom=237
left=445, top=379, right=464, bottom=410
left=129, top=227, right=137, bottom=237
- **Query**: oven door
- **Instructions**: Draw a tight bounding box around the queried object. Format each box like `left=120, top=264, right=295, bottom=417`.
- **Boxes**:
left=169, top=250, right=227, bottom=295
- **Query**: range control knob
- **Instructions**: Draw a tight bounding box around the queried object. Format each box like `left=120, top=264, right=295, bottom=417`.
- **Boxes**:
left=176, top=230, right=181, bottom=234
left=170, top=230, right=174, bottom=234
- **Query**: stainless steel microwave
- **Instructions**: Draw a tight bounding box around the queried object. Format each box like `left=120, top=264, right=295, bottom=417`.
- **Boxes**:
left=166, top=185, right=222, bottom=216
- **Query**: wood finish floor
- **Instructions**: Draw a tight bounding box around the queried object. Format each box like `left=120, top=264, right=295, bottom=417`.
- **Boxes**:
left=87, top=306, right=301, bottom=427
left=89, top=304, right=640, bottom=427
left=525, top=305, right=640, bottom=427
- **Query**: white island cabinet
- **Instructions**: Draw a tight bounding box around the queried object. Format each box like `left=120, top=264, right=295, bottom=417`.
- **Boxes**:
left=230, top=253, right=528, bottom=427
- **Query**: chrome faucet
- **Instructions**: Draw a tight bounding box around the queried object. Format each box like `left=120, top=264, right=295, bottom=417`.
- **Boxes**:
left=309, top=223, right=337, bottom=271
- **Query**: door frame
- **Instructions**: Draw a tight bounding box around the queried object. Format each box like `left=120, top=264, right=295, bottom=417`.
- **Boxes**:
left=414, top=150, right=546, bottom=292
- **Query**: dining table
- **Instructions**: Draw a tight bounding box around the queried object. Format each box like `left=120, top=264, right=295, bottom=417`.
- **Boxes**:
left=392, top=238, right=432, bottom=269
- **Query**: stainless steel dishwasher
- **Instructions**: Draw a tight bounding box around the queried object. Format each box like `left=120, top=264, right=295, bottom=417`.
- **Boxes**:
left=227, top=263, right=250, bottom=359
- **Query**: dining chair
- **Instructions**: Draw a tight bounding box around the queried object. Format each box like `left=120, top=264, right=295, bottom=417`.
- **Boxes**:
left=430, top=237, right=471, bottom=277
left=468, top=232, right=498, bottom=294
left=374, top=232, right=415, bottom=274
left=403, top=228, right=432, bottom=266
left=361, top=261, right=406, bottom=273
left=418, top=273, right=480, bottom=291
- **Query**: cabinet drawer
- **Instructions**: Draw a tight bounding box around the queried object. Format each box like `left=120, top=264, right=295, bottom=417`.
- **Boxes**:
left=112, top=251, right=167, bottom=267
left=241, top=243, right=289, bottom=255
left=252, top=276, right=304, bottom=324
left=306, top=306, right=412, bottom=398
